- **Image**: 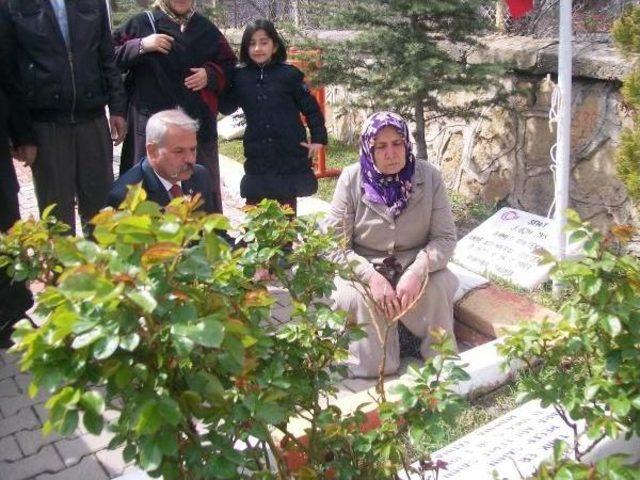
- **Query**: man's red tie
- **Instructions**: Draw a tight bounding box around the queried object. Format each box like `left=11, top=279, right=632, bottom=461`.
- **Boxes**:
left=169, top=183, right=183, bottom=199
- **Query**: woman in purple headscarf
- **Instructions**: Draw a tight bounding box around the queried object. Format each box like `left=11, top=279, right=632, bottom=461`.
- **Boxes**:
left=326, top=112, right=458, bottom=378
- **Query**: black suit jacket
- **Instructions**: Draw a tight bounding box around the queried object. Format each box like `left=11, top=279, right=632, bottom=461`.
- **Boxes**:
left=107, top=158, right=219, bottom=214
left=0, top=2, right=36, bottom=230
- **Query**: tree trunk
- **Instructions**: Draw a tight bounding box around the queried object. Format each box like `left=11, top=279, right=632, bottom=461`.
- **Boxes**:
left=409, top=14, right=428, bottom=161
left=495, top=0, right=507, bottom=32
left=414, top=98, right=427, bottom=161
left=291, top=0, right=300, bottom=27
left=268, top=0, right=277, bottom=20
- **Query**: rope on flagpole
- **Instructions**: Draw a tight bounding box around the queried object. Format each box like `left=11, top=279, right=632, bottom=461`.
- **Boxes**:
left=546, top=73, right=561, bottom=220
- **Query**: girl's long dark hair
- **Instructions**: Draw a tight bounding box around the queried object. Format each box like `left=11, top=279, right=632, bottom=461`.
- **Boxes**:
left=239, top=19, right=287, bottom=65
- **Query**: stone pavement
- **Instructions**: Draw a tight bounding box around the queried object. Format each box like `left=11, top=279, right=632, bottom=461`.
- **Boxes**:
left=0, top=156, right=370, bottom=480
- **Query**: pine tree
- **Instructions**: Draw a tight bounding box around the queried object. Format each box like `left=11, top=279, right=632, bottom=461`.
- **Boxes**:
left=613, top=6, right=640, bottom=201
left=315, top=0, right=505, bottom=160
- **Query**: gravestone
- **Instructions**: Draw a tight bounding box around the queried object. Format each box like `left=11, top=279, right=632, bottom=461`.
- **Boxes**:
left=401, top=401, right=576, bottom=479
left=452, top=208, right=579, bottom=290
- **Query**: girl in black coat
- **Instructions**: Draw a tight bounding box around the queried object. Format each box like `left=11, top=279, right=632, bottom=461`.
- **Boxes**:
left=222, top=20, right=328, bottom=213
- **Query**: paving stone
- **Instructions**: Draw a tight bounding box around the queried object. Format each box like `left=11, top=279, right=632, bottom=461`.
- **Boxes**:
left=13, top=372, right=34, bottom=393
left=0, top=406, right=40, bottom=437
left=0, top=359, right=20, bottom=381
left=0, top=444, right=64, bottom=480
left=267, top=286, right=291, bottom=307
left=54, top=429, right=114, bottom=467
left=0, top=435, right=23, bottom=461
left=35, top=454, right=109, bottom=480
left=114, top=466, right=150, bottom=480
left=270, top=304, right=292, bottom=325
left=0, top=388, right=46, bottom=417
left=341, top=377, right=377, bottom=393
left=0, top=350, right=19, bottom=364
left=0, top=377, right=20, bottom=397
left=33, top=403, right=50, bottom=425
left=14, top=424, right=65, bottom=457
left=95, top=446, right=132, bottom=478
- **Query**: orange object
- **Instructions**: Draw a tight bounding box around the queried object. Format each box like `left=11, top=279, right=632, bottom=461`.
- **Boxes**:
left=288, top=48, right=341, bottom=179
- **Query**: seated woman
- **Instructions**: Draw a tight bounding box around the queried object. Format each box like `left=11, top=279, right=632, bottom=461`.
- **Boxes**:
left=325, top=112, right=458, bottom=378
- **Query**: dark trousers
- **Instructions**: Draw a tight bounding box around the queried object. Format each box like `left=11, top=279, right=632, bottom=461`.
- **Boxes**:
left=121, top=106, right=222, bottom=213
left=0, top=173, right=33, bottom=342
left=31, top=116, right=113, bottom=235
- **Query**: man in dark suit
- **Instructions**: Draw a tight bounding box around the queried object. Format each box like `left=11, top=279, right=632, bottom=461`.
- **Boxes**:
left=0, top=3, right=37, bottom=346
left=108, top=109, right=220, bottom=214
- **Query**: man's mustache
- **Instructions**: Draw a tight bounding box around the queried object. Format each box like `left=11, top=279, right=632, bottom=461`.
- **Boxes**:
left=170, top=164, right=194, bottom=178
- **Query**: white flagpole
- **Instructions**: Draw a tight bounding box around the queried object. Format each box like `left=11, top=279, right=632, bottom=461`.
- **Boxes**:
left=553, top=0, right=573, bottom=296
left=105, top=0, right=113, bottom=31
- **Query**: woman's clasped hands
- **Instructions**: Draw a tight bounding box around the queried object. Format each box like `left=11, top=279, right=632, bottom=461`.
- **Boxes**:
left=369, top=270, right=423, bottom=320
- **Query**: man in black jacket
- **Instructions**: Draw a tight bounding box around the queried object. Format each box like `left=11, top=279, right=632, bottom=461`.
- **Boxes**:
left=1, top=0, right=127, bottom=236
left=0, top=4, right=37, bottom=346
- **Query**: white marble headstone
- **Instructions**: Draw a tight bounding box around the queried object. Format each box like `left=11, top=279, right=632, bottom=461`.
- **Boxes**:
left=400, top=401, right=576, bottom=479
left=452, top=208, right=579, bottom=290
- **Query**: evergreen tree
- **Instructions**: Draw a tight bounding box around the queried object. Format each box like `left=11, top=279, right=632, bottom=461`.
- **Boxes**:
left=315, top=0, right=506, bottom=159
left=613, top=6, right=640, bottom=201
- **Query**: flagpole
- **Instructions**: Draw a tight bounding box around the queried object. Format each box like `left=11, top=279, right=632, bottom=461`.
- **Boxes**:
left=553, top=0, right=573, bottom=296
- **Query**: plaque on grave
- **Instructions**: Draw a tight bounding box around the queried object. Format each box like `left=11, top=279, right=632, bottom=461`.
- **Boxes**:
left=451, top=208, right=580, bottom=290
left=399, top=401, right=578, bottom=480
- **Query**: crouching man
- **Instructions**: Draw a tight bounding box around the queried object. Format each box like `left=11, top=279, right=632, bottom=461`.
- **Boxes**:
left=108, top=109, right=221, bottom=213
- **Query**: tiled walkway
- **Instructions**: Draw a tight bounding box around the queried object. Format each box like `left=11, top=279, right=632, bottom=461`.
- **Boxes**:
left=0, top=156, right=376, bottom=480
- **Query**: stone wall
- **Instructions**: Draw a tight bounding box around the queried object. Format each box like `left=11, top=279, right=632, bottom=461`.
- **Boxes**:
left=319, top=35, right=640, bottom=248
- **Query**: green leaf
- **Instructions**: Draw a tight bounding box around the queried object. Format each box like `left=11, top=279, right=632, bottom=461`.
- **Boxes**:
left=611, top=397, right=631, bottom=417
left=119, top=333, right=140, bottom=351
left=187, top=373, right=224, bottom=402
left=581, top=276, right=602, bottom=297
left=71, top=328, right=104, bottom=349
left=139, top=437, right=163, bottom=472
left=93, top=335, right=119, bottom=360
left=127, top=290, right=158, bottom=314
left=157, top=398, right=182, bottom=427
left=602, top=315, right=623, bottom=336
left=83, top=410, right=104, bottom=435
left=554, top=466, right=575, bottom=480
left=195, top=316, right=225, bottom=348
left=59, top=409, right=79, bottom=436
left=553, top=439, right=568, bottom=461
left=123, top=444, right=137, bottom=463
left=135, top=401, right=162, bottom=435
left=80, top=391, right=105, bottom=415
left=156, top=430, right=178, bottom=456
left=632, top=396, right=640, bottom=410
left=256, top=403, right=287, bottom=424
left=40, top=369, right=65, bottom=392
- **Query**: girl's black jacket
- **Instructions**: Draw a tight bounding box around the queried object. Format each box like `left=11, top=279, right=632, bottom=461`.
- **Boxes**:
left=221, top=61, right=328, bottom=198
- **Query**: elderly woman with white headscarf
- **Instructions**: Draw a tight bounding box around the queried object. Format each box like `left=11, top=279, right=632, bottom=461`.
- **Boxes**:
left=113, top=0, right=237, bottom=212
left=326, top=112, right=459, bottom=378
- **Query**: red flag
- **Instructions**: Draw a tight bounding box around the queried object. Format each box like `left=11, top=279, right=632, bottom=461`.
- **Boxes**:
left=505, top=0, right=534, bottom=18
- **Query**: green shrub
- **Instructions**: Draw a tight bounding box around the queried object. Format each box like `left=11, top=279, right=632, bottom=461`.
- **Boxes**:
left=500, top=211, right=640, bottom=474
left=0, top=187, right=469, bottom=479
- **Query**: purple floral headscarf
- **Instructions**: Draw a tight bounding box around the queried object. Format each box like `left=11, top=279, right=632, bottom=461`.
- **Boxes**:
left=359, top=112, right=416, bottom=217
